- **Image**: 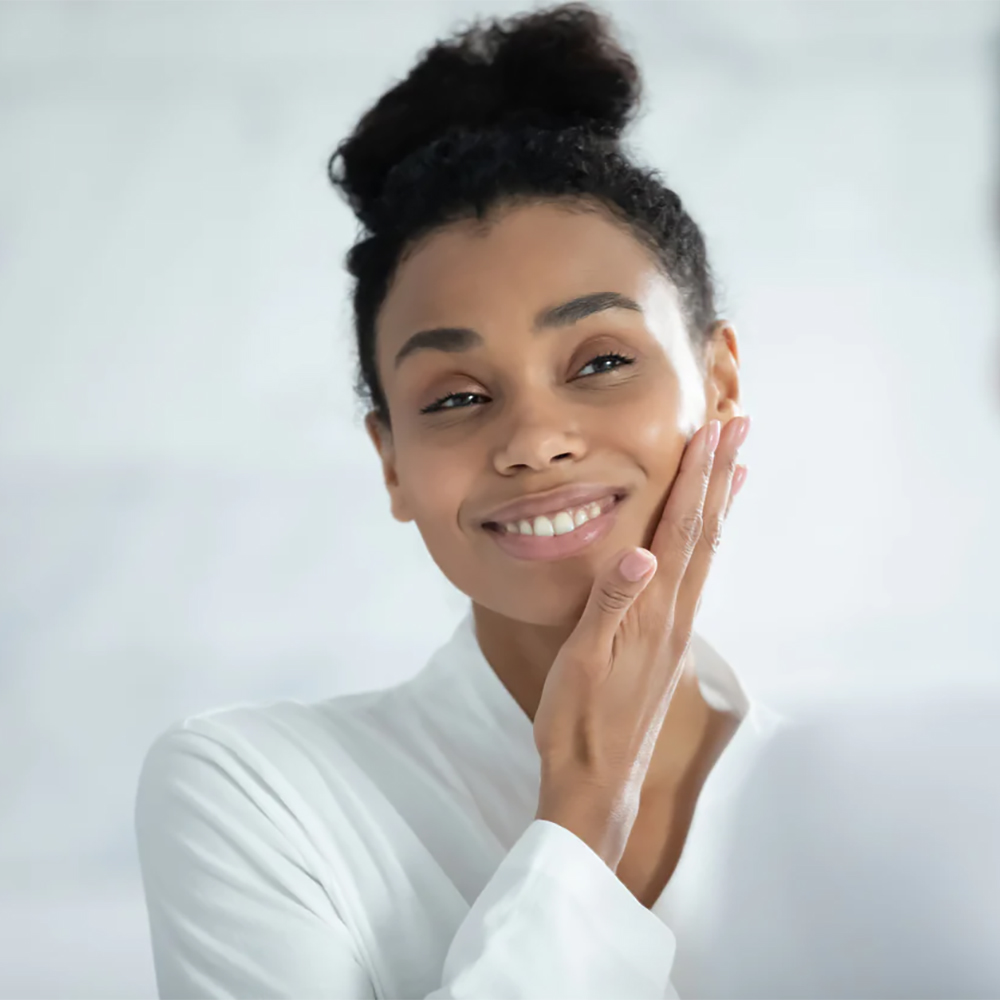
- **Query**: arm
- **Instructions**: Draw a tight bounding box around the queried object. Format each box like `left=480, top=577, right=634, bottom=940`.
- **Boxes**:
left=135, top=724, right=676, bottom=1000
left=134, top=725, right=376, bottom=999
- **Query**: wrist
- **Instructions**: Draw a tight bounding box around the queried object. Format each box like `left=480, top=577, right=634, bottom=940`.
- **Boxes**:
left=535, top=778, right=640, bottom=870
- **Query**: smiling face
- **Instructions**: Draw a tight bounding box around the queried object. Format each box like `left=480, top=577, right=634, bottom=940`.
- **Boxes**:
left=366, top=197, right=741, bottom=627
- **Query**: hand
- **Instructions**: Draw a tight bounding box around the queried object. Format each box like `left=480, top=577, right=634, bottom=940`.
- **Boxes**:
left=533, top=416, right=750, bottom=867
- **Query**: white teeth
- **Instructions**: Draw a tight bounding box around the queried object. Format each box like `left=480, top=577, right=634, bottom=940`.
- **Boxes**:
left=552, top=511, right=576, bottom=535
left=500, top=497, right=616, bottom=537
left=532, top=515, right=555, bottom=537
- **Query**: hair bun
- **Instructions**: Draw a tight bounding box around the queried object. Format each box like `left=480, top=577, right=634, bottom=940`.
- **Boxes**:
left=330, top=2, right=642, bottom=224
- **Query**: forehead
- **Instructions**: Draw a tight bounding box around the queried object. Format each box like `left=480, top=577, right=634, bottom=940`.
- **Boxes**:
left=376, top=200, right=670, bottom=354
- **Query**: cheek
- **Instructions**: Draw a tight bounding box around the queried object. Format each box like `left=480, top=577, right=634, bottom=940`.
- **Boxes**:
left=612, top=388, right=686, bottom=469
left=397, top=443, right=472, bottom=530
left=611, top=396, right=688, bottom=538
left=394, top=442, right=487, bottom=596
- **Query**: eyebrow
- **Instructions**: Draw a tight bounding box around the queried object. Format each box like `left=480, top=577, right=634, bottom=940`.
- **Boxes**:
left=392, top=291, right=643, bottom=370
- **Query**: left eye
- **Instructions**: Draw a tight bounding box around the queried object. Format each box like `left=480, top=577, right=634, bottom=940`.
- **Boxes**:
left=575, top=351, right=636, bottom=378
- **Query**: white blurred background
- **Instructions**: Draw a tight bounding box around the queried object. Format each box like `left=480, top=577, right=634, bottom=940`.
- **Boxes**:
left=2, top=1, right=999, bottom=996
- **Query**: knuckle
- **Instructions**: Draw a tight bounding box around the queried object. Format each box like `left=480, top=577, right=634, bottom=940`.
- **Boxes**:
left=673, top=512, right=703, bottom=552
left=651, top=605, right=672, bottom=636
left=595, top=586, right=634, bottom=616
left=702, top=512, right=725, bottom=553
left=632, top=607, right=668, bottom=650
left=640, top=607, right=673, bottom=644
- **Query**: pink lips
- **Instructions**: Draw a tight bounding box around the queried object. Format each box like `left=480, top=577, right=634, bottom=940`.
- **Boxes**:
left=483, top=494, right=624, bottom=561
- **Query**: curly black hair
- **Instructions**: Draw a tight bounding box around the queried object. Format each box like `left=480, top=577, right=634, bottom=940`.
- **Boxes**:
left=328, top=2, right=718, bottom=428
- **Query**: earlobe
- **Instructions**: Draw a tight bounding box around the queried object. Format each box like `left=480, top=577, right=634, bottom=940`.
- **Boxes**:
left=364, top=411, right=415, bottom=524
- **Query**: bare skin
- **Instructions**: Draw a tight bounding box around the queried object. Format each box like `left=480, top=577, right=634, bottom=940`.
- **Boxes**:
left=616, top=699, right=742, bottom=908
left=366, top=196, right=747, bottom=906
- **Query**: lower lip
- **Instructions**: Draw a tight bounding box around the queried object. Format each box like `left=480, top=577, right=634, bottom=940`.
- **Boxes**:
left=482, top=496, right=625, bottom=561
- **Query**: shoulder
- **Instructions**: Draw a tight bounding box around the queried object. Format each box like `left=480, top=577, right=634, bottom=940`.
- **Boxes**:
left=134, top=684, right=406, bottom=850
left=135, top=701, right=310, bottom=848
left=139, top=687, right=388, bottom=783
left=135, top=696, right=369, bottom=846
left=138, top=699, right=326, bottom=789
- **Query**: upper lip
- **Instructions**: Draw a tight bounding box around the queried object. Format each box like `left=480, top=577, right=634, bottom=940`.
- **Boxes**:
left=479, top=482, right=628, bottom=526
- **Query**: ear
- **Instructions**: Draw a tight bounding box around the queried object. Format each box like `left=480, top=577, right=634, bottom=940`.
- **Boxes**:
left=364, top=411, right=415, bottom=524
left=702, top=320, right=742, bottom=423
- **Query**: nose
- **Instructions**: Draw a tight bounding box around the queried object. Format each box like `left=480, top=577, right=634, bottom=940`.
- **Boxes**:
left=491, top=396, right=586, bottom=474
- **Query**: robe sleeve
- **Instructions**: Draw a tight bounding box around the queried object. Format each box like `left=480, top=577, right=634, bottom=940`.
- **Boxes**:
left=424, top=818, right=676, bottom=999
left=135, top=724, right=676, bottom=1000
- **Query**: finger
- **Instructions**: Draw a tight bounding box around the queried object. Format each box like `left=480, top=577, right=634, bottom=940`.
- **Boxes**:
left=569, top=545, right=659, bottom=662
left=642, top=420, right=719, bottom=621
left=674, top=417, right=750, bottom=630
left=724, top=465, right=747, bottom=519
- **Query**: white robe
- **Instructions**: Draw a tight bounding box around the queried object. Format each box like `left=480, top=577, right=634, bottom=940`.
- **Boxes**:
left=135, top=605, right=783, bottom=998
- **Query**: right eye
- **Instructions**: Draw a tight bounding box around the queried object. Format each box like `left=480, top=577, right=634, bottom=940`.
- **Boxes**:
left=420, top=391, right=490, bottom=414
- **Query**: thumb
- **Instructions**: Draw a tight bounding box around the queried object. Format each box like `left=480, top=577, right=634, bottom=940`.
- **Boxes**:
left=571, top=547, right=657, bottom=658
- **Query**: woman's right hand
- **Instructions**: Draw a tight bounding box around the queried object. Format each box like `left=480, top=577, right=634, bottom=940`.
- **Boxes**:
left=532, top=415, right=750, bottom=869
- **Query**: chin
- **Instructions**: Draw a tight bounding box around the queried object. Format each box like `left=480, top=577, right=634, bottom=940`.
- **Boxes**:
left=476, top=579, right=593, bottom=629
left=436, top=538, right=623, bottom=628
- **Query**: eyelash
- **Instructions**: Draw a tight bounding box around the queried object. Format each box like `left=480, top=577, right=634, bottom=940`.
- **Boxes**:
left=419, top=352, right=637, bottom=414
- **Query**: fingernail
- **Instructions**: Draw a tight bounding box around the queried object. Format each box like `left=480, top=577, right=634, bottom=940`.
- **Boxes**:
left=705, top=420, right=721, bottom=457
left=731, top=465, right=748, bottom=497
left=733, top=415, right=751, bottom=449
left=620, top=548, right=656, bottom=581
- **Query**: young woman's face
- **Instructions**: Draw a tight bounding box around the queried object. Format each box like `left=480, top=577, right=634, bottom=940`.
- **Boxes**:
left=368, top=199, right=739, bottom=627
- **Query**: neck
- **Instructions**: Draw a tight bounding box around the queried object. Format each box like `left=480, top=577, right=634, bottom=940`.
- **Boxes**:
left=471, top=601, right=717, bottom=789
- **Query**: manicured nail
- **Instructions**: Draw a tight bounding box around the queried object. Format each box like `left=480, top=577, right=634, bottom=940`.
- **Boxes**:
left=705, top=420, right=721, bottom=457
left=733, top=415, right=751, bottom=449
left=731, top=465, right=748, bottom=497
left=620, top=548, right=656, bottom=581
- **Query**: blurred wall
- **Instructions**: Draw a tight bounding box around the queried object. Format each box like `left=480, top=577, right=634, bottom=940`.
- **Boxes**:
left=2, top=1, right=998, bottom=996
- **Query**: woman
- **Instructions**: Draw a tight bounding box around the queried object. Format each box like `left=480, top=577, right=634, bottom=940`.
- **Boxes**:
left=135, top=4, right=779, bottom=997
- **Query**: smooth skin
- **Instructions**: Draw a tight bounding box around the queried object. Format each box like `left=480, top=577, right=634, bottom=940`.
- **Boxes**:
left=366, top=196, right=750, bottom=903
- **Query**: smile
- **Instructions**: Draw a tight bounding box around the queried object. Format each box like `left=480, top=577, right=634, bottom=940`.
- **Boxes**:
left=482, top=493, right=626, bottom=561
